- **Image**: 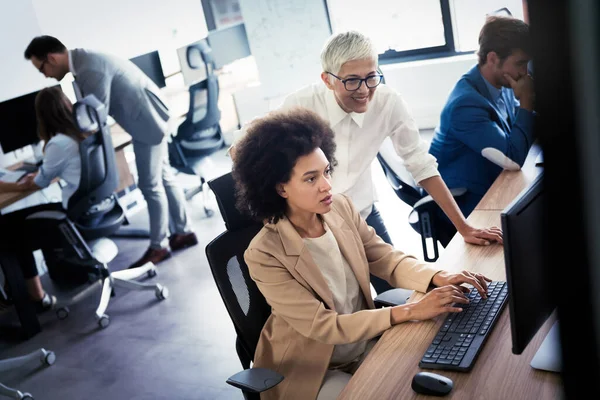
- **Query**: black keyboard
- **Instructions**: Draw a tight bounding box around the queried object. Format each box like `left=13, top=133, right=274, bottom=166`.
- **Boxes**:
left=419, top=281, right=508, bottom=372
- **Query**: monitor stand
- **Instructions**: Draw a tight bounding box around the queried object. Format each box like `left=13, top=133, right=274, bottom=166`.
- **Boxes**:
left=530, top=320, right=562, bottom=372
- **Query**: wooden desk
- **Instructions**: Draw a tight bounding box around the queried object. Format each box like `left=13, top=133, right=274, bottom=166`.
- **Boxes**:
left=340, top=143, right=561, bottom=399
left=476, top=143, right=543, bottom=211
left=339, top=211, right=562, bottom=399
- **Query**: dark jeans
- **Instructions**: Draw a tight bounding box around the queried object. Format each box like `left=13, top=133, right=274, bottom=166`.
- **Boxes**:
left=365, top=205, right=395, bottom=295
left=0, top=203, right=64, bottom=280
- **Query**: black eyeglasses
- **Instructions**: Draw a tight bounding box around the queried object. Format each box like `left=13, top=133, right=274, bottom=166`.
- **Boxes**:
left=37, top=59, right=48, bottom=73
left=327, top=72, right=383, bottom=91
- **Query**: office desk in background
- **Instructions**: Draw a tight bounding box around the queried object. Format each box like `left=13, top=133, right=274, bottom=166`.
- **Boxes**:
left=339, top=144, right=561, bottom=399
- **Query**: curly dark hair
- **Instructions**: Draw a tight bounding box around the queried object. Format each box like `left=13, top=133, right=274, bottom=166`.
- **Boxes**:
left=232, top=107, right=337, bottom=224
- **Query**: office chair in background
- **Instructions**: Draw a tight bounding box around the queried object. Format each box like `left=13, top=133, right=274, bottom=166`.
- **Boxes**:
left=0, top=348, right=55, bottom=400
left=376, top=138, right=467, bottom=262
left=26, top=95, right=169, bottom=329
left=169, top=41, right=225, bottom=217
left=204, top=172, right=412, bottom=398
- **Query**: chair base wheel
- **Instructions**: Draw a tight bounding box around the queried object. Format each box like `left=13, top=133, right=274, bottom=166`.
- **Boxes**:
left=56, top=307, right=69, bottom=320
left=98, top=315, right=110, bottom=328
left=21, top=394, right=33, bottom=400
left=147, top=269, right=157, bottom=278
left=44, top=351, right=56, bottom=366
left=205, top=208, right=214, bottom=218
left=156, top=286, right=169, bottom=300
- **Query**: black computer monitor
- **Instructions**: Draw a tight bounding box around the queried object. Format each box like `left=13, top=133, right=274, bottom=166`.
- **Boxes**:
left=0, top=85, right=61, bottom=153
left=501, top=172, right=561, bottom=371
left=129, top=51, right=166, bottom=88
left=207, top=22, right=252, bottom=69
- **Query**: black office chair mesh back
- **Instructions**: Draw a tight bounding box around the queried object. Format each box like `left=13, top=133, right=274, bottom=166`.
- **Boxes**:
left=206, top=223, right=269, bottom=368
left=206, top=172, right=269, bottom=368
left=376, top=152, right=423, bottom=206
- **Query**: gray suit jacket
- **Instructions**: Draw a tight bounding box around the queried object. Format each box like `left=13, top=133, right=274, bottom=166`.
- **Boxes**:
left=70, top=48, right=170, bottom=145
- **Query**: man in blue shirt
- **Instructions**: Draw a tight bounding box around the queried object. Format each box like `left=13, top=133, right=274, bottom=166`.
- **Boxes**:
left=429, top=16, right=535, bottom=224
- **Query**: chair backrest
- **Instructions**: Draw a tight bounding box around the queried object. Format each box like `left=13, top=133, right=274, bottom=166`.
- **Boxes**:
left=208, top=172, right=256, bottom=231
left=206, top=172, right=269, bottom=368
left=67, top=95, right=125, bottom=238
left=181, top=42, right=222, bottom=134
left=376, top=138, right=423, bottom=206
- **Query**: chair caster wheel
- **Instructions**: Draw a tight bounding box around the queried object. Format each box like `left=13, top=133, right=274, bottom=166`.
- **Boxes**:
left=98, top=315, right=110, bottom=328
left=147, top=269, right=157, bottom=278
left=56, top=307, right=69, bottom=320
left=21, top=394, right=33, bottom=400
left=43, top=351, right=56, bottom=366
left=155, top=286, right=169, bottom=300
left=205, top=208, right=214, bottom=218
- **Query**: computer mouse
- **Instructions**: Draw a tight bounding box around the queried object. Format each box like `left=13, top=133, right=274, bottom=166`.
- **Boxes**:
left=411, top=371, right=453, bottom=396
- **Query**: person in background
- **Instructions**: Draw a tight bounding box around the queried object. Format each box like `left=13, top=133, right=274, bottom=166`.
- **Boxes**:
left=233, top=107, right=492, bottom=400
left=230, top=30, right=502, bottom=295
left=24, top=36, right=197, bottom=269
left=428, top=16, right=535, bottom=222
left=0, top=87, right=85, bottom=311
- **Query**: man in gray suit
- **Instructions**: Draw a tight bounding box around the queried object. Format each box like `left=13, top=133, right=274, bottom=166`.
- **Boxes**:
left=25, top=36, right=197, bottom=269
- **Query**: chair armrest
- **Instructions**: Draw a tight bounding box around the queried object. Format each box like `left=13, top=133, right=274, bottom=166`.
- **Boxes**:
left=374, top=288, right=414, bottom=308
left=413, top=188, right=467, bottom=211
left=226, top=367, right=284, bottom=394
left=25, top=210, right=67, bottom=220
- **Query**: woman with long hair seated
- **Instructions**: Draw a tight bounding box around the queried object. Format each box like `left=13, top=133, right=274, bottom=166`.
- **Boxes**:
left=0, top=86, right=86, bottom=312
left=232, top=108, right=492, bottom=400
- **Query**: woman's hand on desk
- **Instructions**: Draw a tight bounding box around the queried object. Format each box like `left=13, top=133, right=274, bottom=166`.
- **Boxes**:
left=460, top=224, right=503, bottom=246
left=0, top=174, right=39, bottom=193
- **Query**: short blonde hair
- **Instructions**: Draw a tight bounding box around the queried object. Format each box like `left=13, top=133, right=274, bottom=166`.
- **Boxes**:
left=320, top=31, right=378, bottom=77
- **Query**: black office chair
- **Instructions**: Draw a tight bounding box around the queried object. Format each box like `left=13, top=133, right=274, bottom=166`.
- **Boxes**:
left=205, top=172, right=282, bottom=399
left=376, top=138, right=467, bottom=262
left=0, top=348, right=55, bottom=400
left=26, top=95, right=169, bottom=329
left=170, top=41, right=225, bottom=217
left=204, top=172, right=411, bottom=399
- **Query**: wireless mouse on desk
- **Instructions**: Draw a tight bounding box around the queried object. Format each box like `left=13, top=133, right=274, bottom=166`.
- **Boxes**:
left=412, top=371, right=453, bottom=396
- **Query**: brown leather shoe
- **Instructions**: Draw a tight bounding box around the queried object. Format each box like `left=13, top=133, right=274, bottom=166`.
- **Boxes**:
left=169, top=232, right=199, bottom=251
left=129, top=247, right=171, bottom=269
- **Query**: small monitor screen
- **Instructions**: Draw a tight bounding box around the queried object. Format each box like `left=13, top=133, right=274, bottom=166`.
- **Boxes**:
left=0, top=85, right=61, bottom=153
left=129, top=51, right=166, bottom=88
left=207, top=22, right=252, bottom=69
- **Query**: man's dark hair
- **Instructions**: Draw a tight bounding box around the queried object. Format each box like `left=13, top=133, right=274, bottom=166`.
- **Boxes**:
left=24, top=35, right=67, bottom=60
left=232, top=108, right=338, bottom=224
left=478, top=16, right=530, bottom=65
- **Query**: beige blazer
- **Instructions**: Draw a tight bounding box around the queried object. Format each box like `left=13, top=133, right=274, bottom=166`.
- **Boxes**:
left=245, top=194, right=441, bottom=400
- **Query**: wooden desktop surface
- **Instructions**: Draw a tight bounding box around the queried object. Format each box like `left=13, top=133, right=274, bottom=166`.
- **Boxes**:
left=339, top=145, right=562, bottom=399
left=475, top=142, right=543, bottom=211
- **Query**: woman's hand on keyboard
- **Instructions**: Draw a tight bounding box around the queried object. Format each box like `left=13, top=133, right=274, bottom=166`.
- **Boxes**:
left=391, top=286, right=469, bottom=323
left=431, top=270, right=492, bottom=299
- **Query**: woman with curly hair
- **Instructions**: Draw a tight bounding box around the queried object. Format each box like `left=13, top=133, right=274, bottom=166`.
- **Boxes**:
left=232, top=107, right=492, bottom=400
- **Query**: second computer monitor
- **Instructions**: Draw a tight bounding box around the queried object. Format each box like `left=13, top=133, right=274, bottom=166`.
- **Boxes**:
left=207, top=22, right=251, bottom=69
left=0, top=85, right=62, bottom=153
left=129, top=51, right=166, bottom=88
left=501, top=172, right=555, bottom=354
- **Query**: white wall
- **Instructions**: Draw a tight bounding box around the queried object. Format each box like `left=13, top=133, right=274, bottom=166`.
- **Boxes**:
left=381, top=53, right=478, bottom=130
left=0, top=0, right=208, bottom=167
